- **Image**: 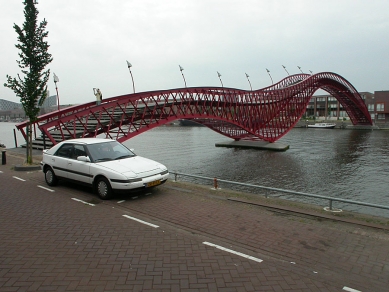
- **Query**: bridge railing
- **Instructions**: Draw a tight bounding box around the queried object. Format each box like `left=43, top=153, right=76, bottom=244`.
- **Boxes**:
left=170, top=172, right=389, bottom=214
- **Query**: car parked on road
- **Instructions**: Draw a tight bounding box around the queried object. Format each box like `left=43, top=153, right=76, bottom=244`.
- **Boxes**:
left=41, top=138, right=169, bottom=199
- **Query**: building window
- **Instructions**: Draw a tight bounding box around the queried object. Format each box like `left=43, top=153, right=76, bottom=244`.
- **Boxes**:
left=377, top=114, right=385, bottom=120
left=368, top=104, right=374, bottom=111
left=377, top=103, right=384, bottom=111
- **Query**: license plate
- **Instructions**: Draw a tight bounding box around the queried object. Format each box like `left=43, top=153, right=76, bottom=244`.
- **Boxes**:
left=147, top=180, right=161, bottom=187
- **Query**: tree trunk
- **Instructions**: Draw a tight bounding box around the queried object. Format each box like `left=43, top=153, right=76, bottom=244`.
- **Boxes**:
left=27, top=122, right=33, bottom=164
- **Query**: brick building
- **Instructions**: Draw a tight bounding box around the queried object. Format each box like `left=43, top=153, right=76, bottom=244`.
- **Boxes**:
left=305, top=91, right=389, bottom=125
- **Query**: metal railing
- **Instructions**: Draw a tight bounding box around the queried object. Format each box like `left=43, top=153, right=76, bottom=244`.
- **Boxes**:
left=170, top=172, right=389, bottom=213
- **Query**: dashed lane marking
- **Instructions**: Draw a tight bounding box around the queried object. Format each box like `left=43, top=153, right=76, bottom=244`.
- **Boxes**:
left=38, top=185, right=55, bottom=192
left=343, top=287, right=362, bottom=292
left=0, top=171, right=3, bottom=173
left=117, top=200, right=125, bottom=204
left=203, top=241, right=263, bottom=263
left=13, top=176, right=26, bottom=181
left=71, top=198, right=95, bottom=206
left=122, top=215, right=159, bottom=228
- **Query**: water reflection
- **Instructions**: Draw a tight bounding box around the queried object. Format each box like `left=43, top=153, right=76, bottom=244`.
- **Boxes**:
left=333, top=130, right=371, bottom=165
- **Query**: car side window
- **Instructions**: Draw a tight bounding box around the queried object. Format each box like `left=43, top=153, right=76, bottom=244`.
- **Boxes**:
left=55, top=144, right=73, bottom=158
left=73, top=144, right=87, bottom=159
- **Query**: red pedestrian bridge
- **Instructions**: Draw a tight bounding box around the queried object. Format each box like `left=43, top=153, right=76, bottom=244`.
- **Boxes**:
left=16, top=72, right=372, bottom=148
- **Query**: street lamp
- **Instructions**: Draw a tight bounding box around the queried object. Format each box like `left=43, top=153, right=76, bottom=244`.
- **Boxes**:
left=297, top=66, right=304, bottom=73
left=282, top=65, right=290, bottom=76
left=126, top=61, right=135, bottom=93
left=217, top=71, right=223, bottom=87
left=266, top=68, right=273, bottom=84
left=245, top=73, right=252, bottom=91
left=309, top=70, right=313, bottom=75
left=53, top=73, right=60, bottom=111
left=179, top=65, right=187, bottom=88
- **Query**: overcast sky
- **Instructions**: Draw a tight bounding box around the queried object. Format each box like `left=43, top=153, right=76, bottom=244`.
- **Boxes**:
left=1, top=0, right=388, bottom=105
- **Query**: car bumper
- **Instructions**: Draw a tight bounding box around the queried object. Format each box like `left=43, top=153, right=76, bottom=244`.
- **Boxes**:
left=110, top=172, right=169, bottom=192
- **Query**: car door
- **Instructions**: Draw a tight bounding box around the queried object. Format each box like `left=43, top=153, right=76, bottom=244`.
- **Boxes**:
left=66, top=144, right=92, bottom=184
left=52, top=143, right=73, bottom=179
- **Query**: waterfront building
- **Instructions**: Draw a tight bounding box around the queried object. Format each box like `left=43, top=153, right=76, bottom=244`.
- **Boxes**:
left=305, top=91, right=389, bottom=125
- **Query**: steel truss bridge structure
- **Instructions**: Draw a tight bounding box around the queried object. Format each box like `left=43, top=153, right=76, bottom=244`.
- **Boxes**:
left=16, top=72, right=372, bottom=147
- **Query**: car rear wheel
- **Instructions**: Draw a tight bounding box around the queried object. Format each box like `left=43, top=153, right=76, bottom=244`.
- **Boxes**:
left=96, top=177, right=113, bottom=200
left=45, top=167, right=58, bottom=186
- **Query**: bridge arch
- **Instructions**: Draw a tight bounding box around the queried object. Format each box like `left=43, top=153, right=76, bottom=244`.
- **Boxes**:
left=16, top=72, right=372, bottom=146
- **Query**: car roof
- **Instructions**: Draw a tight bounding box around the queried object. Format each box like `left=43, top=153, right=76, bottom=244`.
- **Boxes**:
left=60, top=138, right=115, bottom=145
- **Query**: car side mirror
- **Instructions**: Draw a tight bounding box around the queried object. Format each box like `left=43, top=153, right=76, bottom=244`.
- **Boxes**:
left=77, top=156, right=91, bottom=162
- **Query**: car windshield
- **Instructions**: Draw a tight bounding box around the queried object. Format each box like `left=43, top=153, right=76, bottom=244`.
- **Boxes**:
left=86, top=141, right=136, bottom=162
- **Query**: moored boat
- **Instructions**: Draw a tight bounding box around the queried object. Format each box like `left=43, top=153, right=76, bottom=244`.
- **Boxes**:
left=307, top=123, right=336, bottom=129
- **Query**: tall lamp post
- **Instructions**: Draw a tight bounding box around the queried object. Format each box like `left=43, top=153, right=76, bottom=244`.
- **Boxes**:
left=282, top=65, right=290, bottom=76
left=217, top=71, right=223, bottom=87
left=266, top=68, right=273, bottom=84
left=245, top=73, right=252, bottom=91
left=126, top=61, right=135, bottom=93
left=179, top=65, right=187, bottom=88
left=53, top=73, right=60, bottom=111
left=297, top=66, right=304, bottom=73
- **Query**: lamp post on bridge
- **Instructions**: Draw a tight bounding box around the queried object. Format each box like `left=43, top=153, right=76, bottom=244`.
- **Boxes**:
left=126, top=61, right=136, bottom=93
left=179, top=65, right=187, bottom=88
left=297, top=66, right=304, bottom=74
left=217, top=71, right=223, bottom=87
left=53, top=73, right=60, bottom=111
left=266, top=68, right=273, bottom=84
left=245, top=73, right=252, bottom=91
left=282, top=65, right=290, bottom=76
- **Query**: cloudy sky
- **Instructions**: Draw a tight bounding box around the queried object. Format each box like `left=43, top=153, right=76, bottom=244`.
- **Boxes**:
left=1, top=0, right=388, bottom=105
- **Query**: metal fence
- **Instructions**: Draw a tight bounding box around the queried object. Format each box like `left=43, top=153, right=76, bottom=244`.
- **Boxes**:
left=170, top=172, right=389, bottom=213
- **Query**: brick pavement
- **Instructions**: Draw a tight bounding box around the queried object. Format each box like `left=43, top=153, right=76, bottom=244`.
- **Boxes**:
left=1, top=151, right=388, bottom=291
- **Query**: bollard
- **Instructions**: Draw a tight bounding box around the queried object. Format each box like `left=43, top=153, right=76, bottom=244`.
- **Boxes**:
left=1, top=150, right=6, bottom=165
left=213, top=177, right=218, bottom=189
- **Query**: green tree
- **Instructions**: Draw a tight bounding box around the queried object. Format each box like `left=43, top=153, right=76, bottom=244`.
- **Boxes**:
left=4, top=0, right=53, bottom=164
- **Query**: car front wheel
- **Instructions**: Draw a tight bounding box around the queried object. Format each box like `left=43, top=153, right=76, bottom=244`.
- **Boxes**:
left=45, top=167, right=58, bottom=186
left=96, top=177, right=113, bottom=200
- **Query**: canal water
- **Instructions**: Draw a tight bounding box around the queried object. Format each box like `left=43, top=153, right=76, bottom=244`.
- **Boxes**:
left=1, top=122, right=388, bottom=217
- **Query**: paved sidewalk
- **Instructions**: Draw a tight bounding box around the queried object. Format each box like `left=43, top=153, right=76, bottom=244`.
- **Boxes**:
left=1, top=151, right=388, bottom=291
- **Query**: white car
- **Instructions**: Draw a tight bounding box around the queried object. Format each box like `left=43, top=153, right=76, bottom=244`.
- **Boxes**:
left=41, top=138, right=169, bottom=199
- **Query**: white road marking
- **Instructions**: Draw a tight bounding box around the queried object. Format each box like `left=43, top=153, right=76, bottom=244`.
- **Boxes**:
left=203, top=242, right=263, bottom=263
left=122, top=215, right=159, bottom=228
left=343, top=287, right=362, bottom=292
left=13, top=176, right=26, bottom=181
left=0, top=171, right=3, bottom=173
left=71, top=198, right=95, bottom=206
left=117, top=200, right=125, bottom=204
left=38, top=185, right=54, bottom=192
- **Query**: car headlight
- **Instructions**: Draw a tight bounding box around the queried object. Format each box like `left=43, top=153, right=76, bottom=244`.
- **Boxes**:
left=160, top=170, right=169, bottom=175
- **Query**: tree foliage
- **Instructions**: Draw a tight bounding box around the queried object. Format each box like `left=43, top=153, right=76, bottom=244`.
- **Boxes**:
left=4, top=0, right=53, bottom=119
left=4, top=0, right=53, bottom=163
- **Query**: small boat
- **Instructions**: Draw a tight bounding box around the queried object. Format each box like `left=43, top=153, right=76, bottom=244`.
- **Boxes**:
left=307, top=123, right=336, bottom=129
